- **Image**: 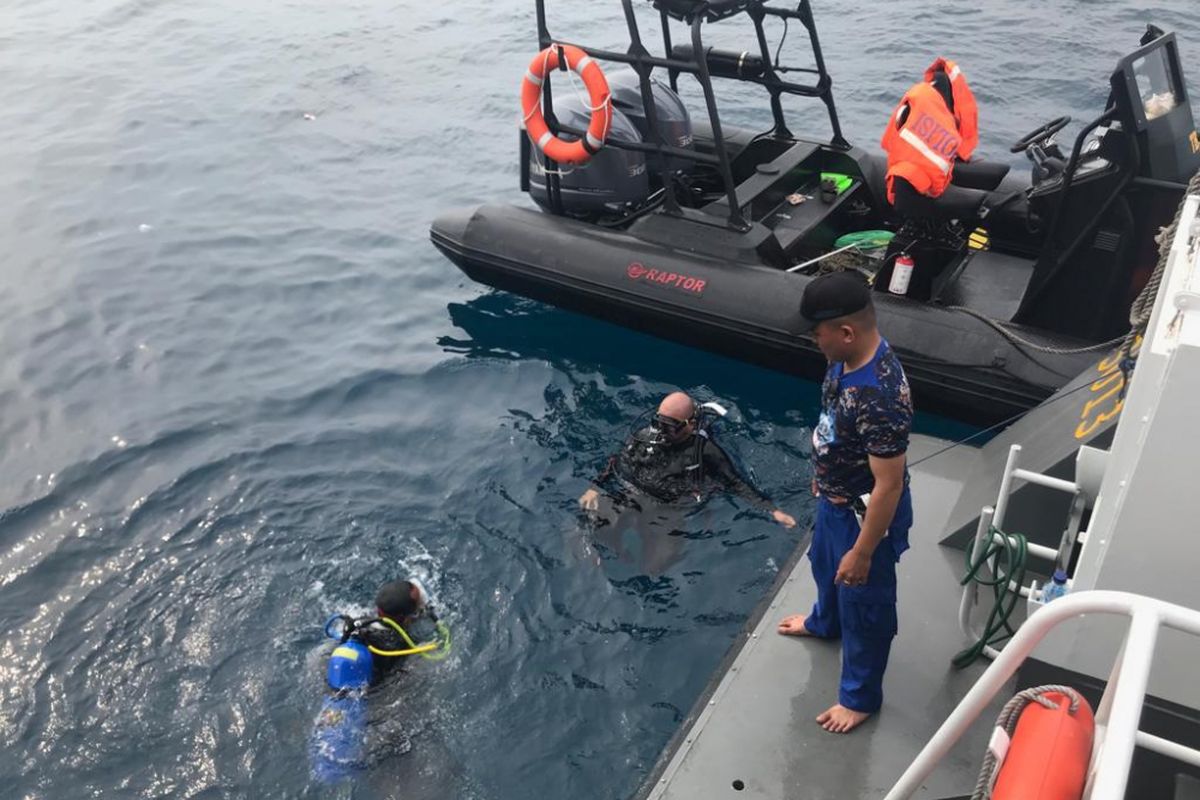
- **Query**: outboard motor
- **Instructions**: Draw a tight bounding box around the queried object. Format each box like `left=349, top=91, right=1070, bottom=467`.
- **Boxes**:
left=525, top=71, right=694, bottom=219
left=527, top=95, right=650, bottom=217
left=606, top=68, right=695, bottom=174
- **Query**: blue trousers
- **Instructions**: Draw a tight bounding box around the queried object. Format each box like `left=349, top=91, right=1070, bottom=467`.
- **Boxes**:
left=804, top=489, right=913, bottom=713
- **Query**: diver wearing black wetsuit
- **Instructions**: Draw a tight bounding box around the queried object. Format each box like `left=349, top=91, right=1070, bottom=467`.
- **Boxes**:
left=346, top=579, right=430, bottom=684
left=356, top=624, right=413, bottom=683
left=579, top=392, right=796, bottom=528
left=603, top=422, right=769, bottom=506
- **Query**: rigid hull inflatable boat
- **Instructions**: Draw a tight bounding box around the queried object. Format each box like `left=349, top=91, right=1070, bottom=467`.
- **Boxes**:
left=431, top=0, right=1200, bottom=425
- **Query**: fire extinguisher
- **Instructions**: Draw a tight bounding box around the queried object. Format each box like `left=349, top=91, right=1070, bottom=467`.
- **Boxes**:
left=888, top=253, right=914, bottom=296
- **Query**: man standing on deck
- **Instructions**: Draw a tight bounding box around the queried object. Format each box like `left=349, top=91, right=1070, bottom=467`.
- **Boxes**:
left=777, top=271, right=914, bottom=734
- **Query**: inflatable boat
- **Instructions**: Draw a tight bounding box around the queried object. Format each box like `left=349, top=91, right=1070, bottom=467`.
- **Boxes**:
left=431, top=0, right=1200, bottom=425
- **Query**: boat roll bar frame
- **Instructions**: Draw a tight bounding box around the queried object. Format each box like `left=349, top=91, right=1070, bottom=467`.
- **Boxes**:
left=889, top=590, right=1200, bottom=800
left=524, top=0, right=847, bottom=231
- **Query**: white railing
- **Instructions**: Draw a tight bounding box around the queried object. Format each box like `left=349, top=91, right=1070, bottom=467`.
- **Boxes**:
left=886, top=590, right=1200, bottom=800
left=958, top=443, right=1107, bottom=658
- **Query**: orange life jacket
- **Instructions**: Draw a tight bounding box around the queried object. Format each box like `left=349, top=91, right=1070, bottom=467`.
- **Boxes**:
left=880, top=81, right=963, bottom=204
left=924, top=57, right=978, bottom=160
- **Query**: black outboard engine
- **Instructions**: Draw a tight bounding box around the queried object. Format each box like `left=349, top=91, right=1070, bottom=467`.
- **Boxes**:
left=606, top=68, right=694, bottom=174
left=527, top=96, right=649, bottom=217
left=525, top=70, right=694, bottom=219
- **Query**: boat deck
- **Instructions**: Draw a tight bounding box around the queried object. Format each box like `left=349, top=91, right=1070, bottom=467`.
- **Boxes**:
left=638, top=435, right=1012, bottom=800
left=939, top=249, right=1035, bottom=323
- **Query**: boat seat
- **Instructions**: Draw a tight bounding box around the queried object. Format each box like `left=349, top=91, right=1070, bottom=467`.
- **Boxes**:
left=951, top=159, right=1010, bottom=191
left=892, top=177, right=988, bottom=222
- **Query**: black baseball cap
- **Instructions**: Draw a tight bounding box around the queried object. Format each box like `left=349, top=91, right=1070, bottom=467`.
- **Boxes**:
left=799, top=270, right=872, bottom=330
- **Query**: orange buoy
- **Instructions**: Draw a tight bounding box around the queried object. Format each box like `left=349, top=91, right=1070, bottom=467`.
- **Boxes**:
left=520, top=44, right=612, bottom=165
left=991, top=689, right=1095, bottom=800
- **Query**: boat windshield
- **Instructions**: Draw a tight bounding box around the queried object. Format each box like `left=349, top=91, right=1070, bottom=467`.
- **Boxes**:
left=1132, top=47, right=1179, bottom=120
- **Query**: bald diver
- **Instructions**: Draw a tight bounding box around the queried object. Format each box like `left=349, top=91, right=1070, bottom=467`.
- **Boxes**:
left=578, top=391, right=796, bottom=528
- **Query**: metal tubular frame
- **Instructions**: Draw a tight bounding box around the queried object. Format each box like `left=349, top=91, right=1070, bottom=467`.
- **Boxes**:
left=764, top=1, right=847, bottom=147
left=687, top=6, right=744, bottom=227
left=889, top=590, right=1200, bottom=800
left=959, top=444, right=1097, bottom=660
left=528, top=0, right=846, bottom=230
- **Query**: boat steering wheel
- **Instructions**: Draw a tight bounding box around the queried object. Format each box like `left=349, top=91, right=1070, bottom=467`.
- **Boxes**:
left=1010, top=116, right=1071, bottom=153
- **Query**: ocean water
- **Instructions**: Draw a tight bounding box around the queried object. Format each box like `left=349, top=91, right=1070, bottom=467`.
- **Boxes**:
left=1, top=1, right=1196, bottom=798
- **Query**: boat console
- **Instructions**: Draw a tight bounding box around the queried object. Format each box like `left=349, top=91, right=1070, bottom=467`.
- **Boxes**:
left=1012, top=29, right=1200, bottom=340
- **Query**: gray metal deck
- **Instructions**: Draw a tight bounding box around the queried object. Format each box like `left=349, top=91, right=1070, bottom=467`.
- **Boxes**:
left=640, top=434, right=1012, bottom=800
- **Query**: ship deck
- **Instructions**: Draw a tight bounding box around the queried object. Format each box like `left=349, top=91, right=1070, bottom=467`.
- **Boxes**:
left=637, top=434, right=1013, bottom=800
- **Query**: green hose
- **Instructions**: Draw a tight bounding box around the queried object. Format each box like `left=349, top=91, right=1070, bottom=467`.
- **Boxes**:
left=953, top=526, right=1028, bottom=669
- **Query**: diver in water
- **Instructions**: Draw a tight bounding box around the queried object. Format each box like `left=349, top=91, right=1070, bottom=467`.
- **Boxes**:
left=356, top=580, right=433, bottom=681
left=310, top=578, right=451, bottom=783
left=578, top=391, right=796, bottom=529
left=322, top=578, right=449, bottom=685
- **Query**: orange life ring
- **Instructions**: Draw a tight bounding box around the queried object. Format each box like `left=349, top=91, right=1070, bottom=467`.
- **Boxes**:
left=992, top=690, right=1095, bottom=800
left=520, top=44, right=611, bottom=166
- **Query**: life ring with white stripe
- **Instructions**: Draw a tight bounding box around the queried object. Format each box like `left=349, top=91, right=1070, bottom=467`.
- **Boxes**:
left=984, top=687, right=1095, bottom=800
left=521, top=44, right=612, bottom=166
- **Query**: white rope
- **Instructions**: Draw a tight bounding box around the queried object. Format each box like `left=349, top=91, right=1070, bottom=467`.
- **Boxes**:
left=530, top=150, right=576, bottom=177
left=1115, top=167, right=1200, bottom=368
left=945, top=306, right=1126, bottom=355
left=557, top=47, right=611, bottom=141
left=525, top=44, right=611, bottom=158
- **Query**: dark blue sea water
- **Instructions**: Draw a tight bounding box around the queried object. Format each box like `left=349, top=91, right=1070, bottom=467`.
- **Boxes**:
left=1, top=1, right=1196, bottom=798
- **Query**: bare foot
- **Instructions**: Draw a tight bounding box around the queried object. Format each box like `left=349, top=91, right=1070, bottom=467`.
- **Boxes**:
left=776, top=614, right=812, bottom=636
left=816, top=704, right=871, bottom=734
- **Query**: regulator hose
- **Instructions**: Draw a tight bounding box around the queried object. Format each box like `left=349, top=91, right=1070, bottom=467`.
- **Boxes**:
left=323, top=613, right=453, bottom=661
left=368, top=615, right=453, bottom=661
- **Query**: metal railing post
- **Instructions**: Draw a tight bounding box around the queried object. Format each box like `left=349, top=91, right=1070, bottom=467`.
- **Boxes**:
left=691, top=6, right=748, bottom=231
left=1084, top=620, right=1131, bottom=798
left=959, top=506, right=994, bottom=641
left=991, top=444, right=1022, bottom=531
left=796, top=0, right=846, bottom=148
left=1087, top=611, right=1160, bottom=800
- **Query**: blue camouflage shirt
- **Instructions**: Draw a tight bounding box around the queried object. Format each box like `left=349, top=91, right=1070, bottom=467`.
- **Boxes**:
left=811, top=338, right=913, bottom=500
